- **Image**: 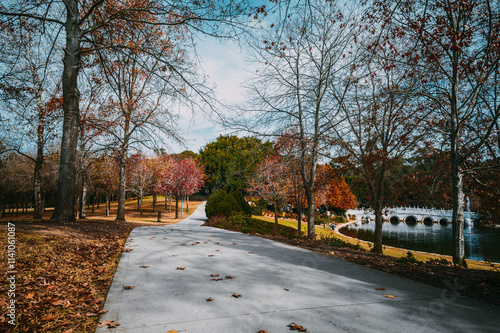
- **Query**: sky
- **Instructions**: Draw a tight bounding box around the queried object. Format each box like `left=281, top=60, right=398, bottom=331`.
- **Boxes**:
left=172, top=36, right=251, bottom=154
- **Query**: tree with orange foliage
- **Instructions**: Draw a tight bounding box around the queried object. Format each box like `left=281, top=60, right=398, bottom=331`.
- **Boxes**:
left=314, top=164, right=356, bottom=213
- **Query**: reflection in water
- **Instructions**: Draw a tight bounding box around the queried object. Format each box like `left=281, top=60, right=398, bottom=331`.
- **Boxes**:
left=340, top=221, right=500, bottom=263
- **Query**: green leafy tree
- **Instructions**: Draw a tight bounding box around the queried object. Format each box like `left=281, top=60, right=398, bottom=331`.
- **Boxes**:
left=199, top=135, right=272, bottom=192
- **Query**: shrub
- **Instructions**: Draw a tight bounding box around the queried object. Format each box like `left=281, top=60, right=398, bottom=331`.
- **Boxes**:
left=333, top=216, right=347, bottom=224
left=205, top=190, right=241, bottom=218
left=398, top=251, right=420, bottom=264
left=229, top=191, right=252, bottom=216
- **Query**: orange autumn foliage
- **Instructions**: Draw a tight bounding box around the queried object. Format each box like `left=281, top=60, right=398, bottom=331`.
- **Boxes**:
left=314, top=164, right=356, bottom=210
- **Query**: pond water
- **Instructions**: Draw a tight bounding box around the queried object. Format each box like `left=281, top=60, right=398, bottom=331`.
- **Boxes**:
left=340, top=221, right=500, bottom=263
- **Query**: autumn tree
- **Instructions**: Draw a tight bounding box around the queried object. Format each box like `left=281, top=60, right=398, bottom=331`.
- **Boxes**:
left=159, top=158, right=204, bottom=219
left=93, top=15, right=192, bottom=222
left=127, top=152, right=152, bottom=215
left=314, top=164, right=356, bottom=213
left=0, top=0, right=263, bottom=222
left=369, top=0, right=500, bottom=264
left=248, top=155, right=291, bottom=224
left=234, top=1, right=359, bottom=238
left=89, top=155, right=119, bottom=217
left=274, top=132, right=307, bottom=232
left=332, top=48, right=429, bottom=253
left=0, top=19, right=63, bottom=219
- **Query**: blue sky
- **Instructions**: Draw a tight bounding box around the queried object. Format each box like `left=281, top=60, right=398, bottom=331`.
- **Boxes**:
left=173, top=36, right=250, bottom=154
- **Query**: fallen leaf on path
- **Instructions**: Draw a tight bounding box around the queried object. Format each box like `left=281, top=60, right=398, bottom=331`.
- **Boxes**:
left=248, top=251, right=255, bottom=254
left=288, top=322, right=307, bottom=332
left=98, top=320, right=120, bottom=328
left=167, top=330, right=178, bottom=333
left=225, top=276, right=236, bottom=279
left=124, top=286, right=134, bottom=290
left=210, top=274, right=219, bottom=277
left=258, top=331, right=269, bottom=333
left=284, top=288, right=290, bottom=291
left=208, top=255, right=215, bottom=257
left=140, top=265, right=149, bottom=268
left=206, top=297, right=214, bottom=301
left=384, top=294, right=396, bottom=299
left=376, top=287, right=386, bottom=291
left=232, top=293, right=242, bottom=298
left=123, top=248, right=133, bottom=252
left=180, top=244, right=186, bottom=246
left=171, top=254, right=178, bottom=256
left=176, top=267, right=185, bottom=270
left=233, top=242, right=238, bottom=245
left=215, top=242, right=220, bottom=244
left=211, top=278, right=223, bottom=281
left=107, top=322, right=121, bottom=328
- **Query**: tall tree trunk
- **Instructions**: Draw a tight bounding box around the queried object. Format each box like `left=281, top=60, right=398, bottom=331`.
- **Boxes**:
left=33, top=120, right=44, bottom=219
left=79, top=167, right=87, bottom=219
left=106, top=193, right=110, bottom=217
left=181, top=195, right=184, bottom=217
left=138, top=188, right=143, bottom=215
left=274, top=203, right=279, bottom=224
left=450, top=64, right=466, bottom=266
left=175, top=194, right=179, bottom=219
left=186, top=195, right=189, bottom=212
left=92, top=195, right=95, bottom=212
left=116, top=150, right=127, bottom=222
left=297, top=207, right=302, bottom=234
left=152, top=193, right=157, bottom=212
left=373, top=200, right=384, bottom=254
left=50, top=0, right=81, bottom=223
left=169, top=195, right=172, bottom=213
left=305, top=191, right=315, bottom=238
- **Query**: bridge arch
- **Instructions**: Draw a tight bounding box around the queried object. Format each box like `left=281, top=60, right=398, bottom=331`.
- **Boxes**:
left=405, top=215, right=418, bottom=226
left=423, top=217, right=434, bottom=226
left=439, top=218, right=449, bottom=226
left=389, top=216, right=400, bottom=224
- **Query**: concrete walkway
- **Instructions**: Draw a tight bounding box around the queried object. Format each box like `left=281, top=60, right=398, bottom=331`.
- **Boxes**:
left=96, top=202, right=500, bottom=333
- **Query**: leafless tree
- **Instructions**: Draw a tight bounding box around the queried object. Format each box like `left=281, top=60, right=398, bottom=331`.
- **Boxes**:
left=233, top=1, right=359, bottom=237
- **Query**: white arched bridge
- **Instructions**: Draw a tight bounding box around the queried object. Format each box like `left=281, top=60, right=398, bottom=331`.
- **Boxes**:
left=346, top=207, right=481, bottom=226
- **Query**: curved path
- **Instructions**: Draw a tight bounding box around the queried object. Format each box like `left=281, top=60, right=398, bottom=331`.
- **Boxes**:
left=96, top=202, right=499, bottom=333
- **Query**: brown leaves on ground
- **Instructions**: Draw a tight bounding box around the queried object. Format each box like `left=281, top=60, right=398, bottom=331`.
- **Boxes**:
left=289, top=322, right=307, bottom=331
left=124, top=286, right=134, bottom=290
left=384, top=294, right=396, bottom=299
left=98, top=320, right=120, bottom=328
left=140, top=265, right=149, bottom=268
left=176, top=267, right=186, bottom=270
left=376, top=287, right=386, bottom=291
left=231, top=293, right=242, bottom=298
left=210, top=274, right=219, bottom=277
left=0, top=219, right=161, bottom=332
left=206, top=297, right=214, bottom=301
left=225, top=276, right=236, bottom=279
